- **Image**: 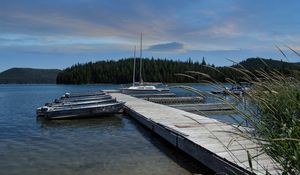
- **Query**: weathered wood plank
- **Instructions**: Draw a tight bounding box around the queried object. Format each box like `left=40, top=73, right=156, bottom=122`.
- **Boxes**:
left=110, top=93, right=282, bottom=175
left=169, top=103, right=234, bottom=111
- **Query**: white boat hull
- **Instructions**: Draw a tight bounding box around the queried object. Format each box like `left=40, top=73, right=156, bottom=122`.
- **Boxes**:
left=121, top=88, right=169, bottom=94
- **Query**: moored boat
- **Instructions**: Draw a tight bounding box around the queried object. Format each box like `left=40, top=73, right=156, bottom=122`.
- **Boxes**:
left=56, top=94, right=112, bottom=103
left=120, top=33, right=170, bottom=94
left=37, top=102, right=125, bottom=119
left=37, top=90, right=125, bottom=119
left=63, top=91, right=105, bottom=98
left=121, top=85, right=170, bottom=94
left=45, top=98, right=117, bottom=107
left=211, top=83, right=251, bottom=95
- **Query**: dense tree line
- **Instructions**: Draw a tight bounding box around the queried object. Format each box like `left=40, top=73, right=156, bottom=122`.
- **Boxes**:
left=56, top=57, right=300, bottom=84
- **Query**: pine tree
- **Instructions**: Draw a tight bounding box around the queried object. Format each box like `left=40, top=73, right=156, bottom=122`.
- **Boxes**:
left=201, top=57, right=206, bottom=65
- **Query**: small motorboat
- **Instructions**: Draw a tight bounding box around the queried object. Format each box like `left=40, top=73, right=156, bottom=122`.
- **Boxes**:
left=56, top=94, right=112, bottom=103
left=211, top=83, right=251, bottom=96
left=37, top=90, right=125, bottom=119
left=63, top=91, right=105, bottom=98
left=37, top=102, right=125, bottom=119
left=229, top=85, right=250, bottom=95
left=45, top=98, right=117, bottom=107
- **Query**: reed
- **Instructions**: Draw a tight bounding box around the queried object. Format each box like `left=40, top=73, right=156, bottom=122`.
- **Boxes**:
left=243, top=70, right=300, bottom=174
left=178, top=48, right=300, bottom=174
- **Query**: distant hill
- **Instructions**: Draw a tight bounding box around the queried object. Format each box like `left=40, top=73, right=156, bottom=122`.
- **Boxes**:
left=56, top=57, right=300, bottom=84
left=237, top=58, right=300, bottom=72
left=0, top=68, right=61, bottom=84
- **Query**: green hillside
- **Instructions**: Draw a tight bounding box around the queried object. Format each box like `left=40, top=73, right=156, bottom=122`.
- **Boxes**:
left=56, top=57, right=300, bottom=84
left=238, top=58, right=300, bottom=73
left=0, top=68, right=61, bottom=84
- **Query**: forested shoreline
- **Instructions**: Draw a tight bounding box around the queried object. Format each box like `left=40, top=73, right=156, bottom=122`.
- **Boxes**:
left=0, top=68, right=60, bottom=84
left=56, top=57, right=300, bottom=84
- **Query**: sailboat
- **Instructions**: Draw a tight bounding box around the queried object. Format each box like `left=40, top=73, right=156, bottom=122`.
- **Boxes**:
left=121, top=33, right=170, bottom=94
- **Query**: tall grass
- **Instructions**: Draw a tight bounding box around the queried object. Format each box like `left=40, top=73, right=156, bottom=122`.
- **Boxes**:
left=243, top=71, right=300, bottom=174
left=178, top=50, right=300, bottom=174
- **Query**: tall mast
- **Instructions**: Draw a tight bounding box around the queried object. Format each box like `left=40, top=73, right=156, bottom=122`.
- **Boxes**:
left=132, top=46, right=136, bottom=87
left=139, top=32, right=143, bottom=84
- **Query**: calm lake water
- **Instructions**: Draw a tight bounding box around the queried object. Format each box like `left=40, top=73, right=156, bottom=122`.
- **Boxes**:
left=0, top=84, right=216, bottom=175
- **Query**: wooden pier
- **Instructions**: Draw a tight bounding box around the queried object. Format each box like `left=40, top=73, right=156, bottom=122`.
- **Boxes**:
left=144, top=96, right=204, bottom=104
left=110, top=93, right=281, bottom=175
left=168, top=103, right=234, bottom=112
left=131, top=93, right=176, bottom=98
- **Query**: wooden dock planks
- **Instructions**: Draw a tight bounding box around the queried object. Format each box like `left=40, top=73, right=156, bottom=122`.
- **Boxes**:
left=110, top=93, right=281, bottom=175
left=168, top=103, right=234, bottom=112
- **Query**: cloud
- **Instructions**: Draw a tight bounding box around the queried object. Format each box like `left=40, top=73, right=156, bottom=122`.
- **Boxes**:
left=0, top=42, right=131, bottom=56
left=0, top=0, right=300, bottom=71
left=0, top=0, right=182, bottom=40
left=147, top=42, right=184, bottom=52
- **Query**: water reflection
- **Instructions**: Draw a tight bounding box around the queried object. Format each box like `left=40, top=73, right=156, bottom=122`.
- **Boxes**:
left=37, top=114, right=124, bottom=129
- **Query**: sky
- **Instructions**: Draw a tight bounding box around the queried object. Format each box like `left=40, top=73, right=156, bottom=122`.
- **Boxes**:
left=1, top=0, right=300, bottom=71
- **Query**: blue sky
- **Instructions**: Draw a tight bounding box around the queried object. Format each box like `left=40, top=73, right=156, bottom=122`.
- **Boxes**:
left=1, top=0, right=300, bottom=71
